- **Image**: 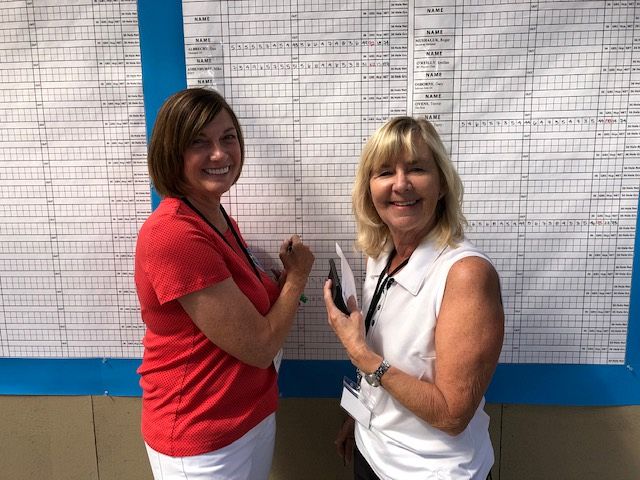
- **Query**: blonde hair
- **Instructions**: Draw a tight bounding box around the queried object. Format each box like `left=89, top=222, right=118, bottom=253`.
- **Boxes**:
left=352, top=116, right=467, bottom=258
left=147, top=88, right=244, bottom=198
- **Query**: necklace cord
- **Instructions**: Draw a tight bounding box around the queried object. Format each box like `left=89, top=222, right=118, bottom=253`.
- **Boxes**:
left=182, top=198, right=262, bottom=281
left=364, top=250, right=409, bottom=333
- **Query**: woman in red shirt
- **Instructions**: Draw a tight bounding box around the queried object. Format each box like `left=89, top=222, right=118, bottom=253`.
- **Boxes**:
left=135, top=87, right=314, bottom=479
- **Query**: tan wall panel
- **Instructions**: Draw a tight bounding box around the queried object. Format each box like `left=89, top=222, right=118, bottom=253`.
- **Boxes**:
left=0, top=395, right=638, bottom=480
left=0, top=396, right=98, bottom=480
left=500, top=405, right=640, bottom=480
left=486, top=403, right=502, bottom=480
left=92, top=396, right=153, bottom=480
left=271, top=398, right=352, bottom=480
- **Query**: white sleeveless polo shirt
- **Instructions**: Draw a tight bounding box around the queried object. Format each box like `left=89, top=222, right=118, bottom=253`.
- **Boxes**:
left=355, top=236, right=495, bottom=480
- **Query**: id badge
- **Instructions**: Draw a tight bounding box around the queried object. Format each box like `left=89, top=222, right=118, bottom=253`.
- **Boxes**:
left=340, top=376, right=372, bottom=428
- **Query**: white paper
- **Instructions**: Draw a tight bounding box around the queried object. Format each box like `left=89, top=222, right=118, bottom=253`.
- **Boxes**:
left=182, top=1, right=636, bottom=366
left=0, top=2, right=148, bottom=358
left=273, top=348, right=283, bottom=372
left=336, top=243, right=358, bottom=310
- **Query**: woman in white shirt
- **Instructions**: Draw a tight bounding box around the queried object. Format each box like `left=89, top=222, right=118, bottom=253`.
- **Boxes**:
left=324, top=116, right=504, bottom=480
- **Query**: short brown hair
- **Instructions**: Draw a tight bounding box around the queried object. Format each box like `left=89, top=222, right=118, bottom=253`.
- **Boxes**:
left=352, top=116, right=467, bottom=257
left=147, top=87, right=245, bottom=197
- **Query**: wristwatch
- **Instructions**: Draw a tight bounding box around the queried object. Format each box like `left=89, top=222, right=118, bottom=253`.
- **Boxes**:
left=364, top=359, right=390, bottom=387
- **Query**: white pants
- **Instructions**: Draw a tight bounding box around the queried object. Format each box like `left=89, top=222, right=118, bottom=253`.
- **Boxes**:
left=145, top=413, right=276, bottom=480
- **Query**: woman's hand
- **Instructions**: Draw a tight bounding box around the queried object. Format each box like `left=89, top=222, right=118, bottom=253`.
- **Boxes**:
left=278, top=235, right=314, bottom=287
left=335, top=416, right=356, bottom=466
left=323, top=279, right=377, bottom=371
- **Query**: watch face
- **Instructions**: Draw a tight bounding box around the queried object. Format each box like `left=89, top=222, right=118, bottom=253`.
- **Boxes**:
left=365, top=373, right=380, bottom=387
left=365, top=359, right=390, bottom=387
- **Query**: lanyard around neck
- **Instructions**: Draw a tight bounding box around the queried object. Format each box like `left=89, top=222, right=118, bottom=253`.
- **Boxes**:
left=181, top=198, right=262, bottom=281
left=364, top=250, right=410, bottom=333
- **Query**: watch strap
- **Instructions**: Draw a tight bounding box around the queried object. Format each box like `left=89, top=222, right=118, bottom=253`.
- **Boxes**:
left=374, top=359, right=390, bottom=382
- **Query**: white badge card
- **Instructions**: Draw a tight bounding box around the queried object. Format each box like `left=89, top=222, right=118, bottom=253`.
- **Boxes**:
left=340, top=376, right=372, bottom=428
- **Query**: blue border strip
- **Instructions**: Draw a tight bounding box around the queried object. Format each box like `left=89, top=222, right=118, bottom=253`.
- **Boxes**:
left=2, top=359, right=640, bottom=405
left=280, top=362, right=640, bottom=406
left=138, top=0, right=187, bottom=207
left=138, top=0, right=187, bottom=132
left=0, top=358, right=142, bottom=397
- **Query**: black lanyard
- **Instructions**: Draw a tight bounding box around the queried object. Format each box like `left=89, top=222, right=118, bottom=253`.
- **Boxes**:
left=182, top=198, right=262, bottom=281
left=364, top=250, right=410, bottom=333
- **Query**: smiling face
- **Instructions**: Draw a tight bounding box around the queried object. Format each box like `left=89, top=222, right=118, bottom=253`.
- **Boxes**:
left=369, top=136, right=444, bottom=246
left=182, top=109, right=242, bottom=205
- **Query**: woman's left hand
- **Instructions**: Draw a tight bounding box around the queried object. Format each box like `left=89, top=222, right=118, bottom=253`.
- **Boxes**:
left=323, top=279, right=368, bottom=365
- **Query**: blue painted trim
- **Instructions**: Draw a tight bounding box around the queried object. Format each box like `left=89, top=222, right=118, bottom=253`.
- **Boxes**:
left=487, top=363, right=640, bottom=406
left=138, top=0, right=183, bottom=214
left=280, top=361, right=640, bottom=405
left=278, top=360, right=357, bottom=398
left=1, top=359, right=639, bottom=405
left=0, top=359, right=143, bottom=397
left=138, top=0, right=187, bottom=144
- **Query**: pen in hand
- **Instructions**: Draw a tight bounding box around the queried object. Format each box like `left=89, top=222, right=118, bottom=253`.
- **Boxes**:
left=285, top=237, right=308, bottom=304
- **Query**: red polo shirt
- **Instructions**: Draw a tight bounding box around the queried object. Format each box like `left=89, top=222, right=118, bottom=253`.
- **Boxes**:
left=135, top=197, right=280, bottom=456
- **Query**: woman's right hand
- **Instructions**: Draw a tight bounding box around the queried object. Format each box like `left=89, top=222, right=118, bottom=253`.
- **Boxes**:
left=279, top=235, right=314, bottom=285
left=335, top=416, right=356, bottom=465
